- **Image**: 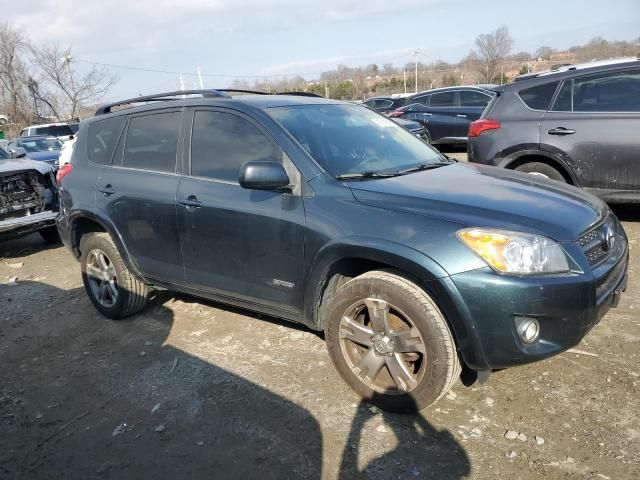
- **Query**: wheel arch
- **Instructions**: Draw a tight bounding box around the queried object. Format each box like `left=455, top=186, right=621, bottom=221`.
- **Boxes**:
left=305, top=238, right=449, bottom=330
left=68, top=211, right=143, bottom=278
left=304, top=238, right=490, bottom=370
left=498, top=150, right=578, bottom=185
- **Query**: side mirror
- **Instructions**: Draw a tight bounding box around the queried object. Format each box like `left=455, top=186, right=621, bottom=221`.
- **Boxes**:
left=8, top=146, right=27, bottom=159
left=239, top=161, right=290, bottom=191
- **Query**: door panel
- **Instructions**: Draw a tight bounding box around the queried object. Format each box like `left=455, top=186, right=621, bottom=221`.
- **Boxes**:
left=177, top=178, right=306, bottom=311
left=96, top=169, right=183, bottom=281
left=423, top=91, right=464, bottom=141
left=177, top=108, right=306, bottom=312
left=94, top=109, right=184, bottom=283
left=541, top=69, right=640, bottom=191
left=540, top=112, right=640, bottom=190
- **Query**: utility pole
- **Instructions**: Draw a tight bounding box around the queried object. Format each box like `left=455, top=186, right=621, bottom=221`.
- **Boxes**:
left=403, top=68, right=407, bottom=94
left=179, top=73, right=186, bottom=98
left=413, top=49, right=421, bottom=93
left=197, top=66, right=204, bottom=89
left=63, top=53, right=75, bottom=119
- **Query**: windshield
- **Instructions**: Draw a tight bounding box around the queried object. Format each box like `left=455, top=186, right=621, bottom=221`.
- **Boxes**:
left=269, top=104, right=445, bottom=177
left=16, top=138, right=63, bottom=153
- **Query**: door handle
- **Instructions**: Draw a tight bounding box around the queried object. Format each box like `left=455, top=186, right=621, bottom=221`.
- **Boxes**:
left=456, top=114, right=467, bottom=118
left=98, top=184, right=115, bottom=196
left=178, top=195, right=203, bottom=210
left=548, top=127, right=576, bottom=135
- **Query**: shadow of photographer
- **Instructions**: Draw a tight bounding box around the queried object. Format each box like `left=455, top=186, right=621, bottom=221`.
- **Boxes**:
left=0, top=281, right=323, bottom=479
left=339, top=394, right=470, bottom=480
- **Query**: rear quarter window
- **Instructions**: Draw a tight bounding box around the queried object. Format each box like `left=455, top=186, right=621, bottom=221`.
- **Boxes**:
left=517, top=81, right=560, bottom=110
left=87, top=116, right=125, bottom=165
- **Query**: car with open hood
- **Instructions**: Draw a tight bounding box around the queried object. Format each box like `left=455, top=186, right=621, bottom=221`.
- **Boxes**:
left=0, top=146, right=59, bottom=242
left=56, top=90, right=628, bottom=412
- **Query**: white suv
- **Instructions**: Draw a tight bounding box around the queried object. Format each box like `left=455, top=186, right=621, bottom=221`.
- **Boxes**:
left=20, top=123, right=76, bottom=142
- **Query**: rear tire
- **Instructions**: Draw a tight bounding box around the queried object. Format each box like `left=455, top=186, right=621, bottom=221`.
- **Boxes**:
left=515, top=162, right=566, bottom=182
left=39, top=226, right=60, bottom=244
left=80, top=232, right=148, bottom=319
left=324, top=270, right=460, bottom=412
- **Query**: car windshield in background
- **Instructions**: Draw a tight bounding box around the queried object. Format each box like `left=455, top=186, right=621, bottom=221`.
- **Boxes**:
left=17, top=138, right=63, bottom=152
left=269, top=104, right=446, bottom=178
left=34, top=125, right=75, bottom=137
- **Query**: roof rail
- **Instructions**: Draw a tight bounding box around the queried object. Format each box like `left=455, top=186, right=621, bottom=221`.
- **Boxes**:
left=219, top=89, right=323, bottom=97
left=94, top=88, right=326, bottom=116
left=276, top=91, right=323, bottom=97
left=217, top=89, right=269, bottom=95
left=94, top=89, right=230, bottom=115
left=515, top=56, right=640, bottom=82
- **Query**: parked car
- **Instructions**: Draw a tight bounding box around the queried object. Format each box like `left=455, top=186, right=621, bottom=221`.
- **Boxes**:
left=20, top=122, right=76, bottom=142
left=391, top=117, right=430, bottom=142
left=360, top=101, right=429, bottom=142
left=0, top=146, right=59, bottom=242
left=363, top=96, right=408, bottom=114
left=389, top=86, right=495, bottom=145
left=468, top=57, right=640, bottom=203
left=58, top=136, right=76, bottom=167
left=7, top=136, right=63, bottom=168
left=57, top=89, right=628, bottom=412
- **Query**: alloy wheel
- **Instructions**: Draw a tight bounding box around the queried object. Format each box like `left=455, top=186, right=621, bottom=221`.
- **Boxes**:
left=338, top=298, right=427, bottom=394
left=85, top=248, right=119, bottom=308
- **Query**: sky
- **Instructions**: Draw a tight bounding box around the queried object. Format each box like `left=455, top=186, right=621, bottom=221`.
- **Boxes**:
left=4, top=0, right=640, bottom=100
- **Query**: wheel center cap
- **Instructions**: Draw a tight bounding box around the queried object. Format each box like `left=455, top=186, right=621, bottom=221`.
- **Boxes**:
left=373, top=336, right=394, bottom=355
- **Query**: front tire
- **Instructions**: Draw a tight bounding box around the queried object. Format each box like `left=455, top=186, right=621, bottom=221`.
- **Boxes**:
left=80, top=232, right=148, bottom=319
left=325, top=270, right=460, bottom=412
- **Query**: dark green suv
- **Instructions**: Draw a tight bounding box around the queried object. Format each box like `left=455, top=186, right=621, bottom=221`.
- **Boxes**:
left=57, top=90, right=628, bottom=411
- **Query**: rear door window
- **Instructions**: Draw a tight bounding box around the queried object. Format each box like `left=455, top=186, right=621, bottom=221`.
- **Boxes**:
left=518, top=81, right=560, bottom=110
left=413, top=95, right=430, bottom=106
left=459, top=90, right=492, bottom=107
left=190, top=110, right=281, bottom=182
left=87, top=116, right=125, bottom=165
left=552, top=69, right=640, bottom=112
left=122, top=111, right=181, bottom=173
left=374, top=99, right=393, bottom=110
left=429, top=92, right=456, bottom=107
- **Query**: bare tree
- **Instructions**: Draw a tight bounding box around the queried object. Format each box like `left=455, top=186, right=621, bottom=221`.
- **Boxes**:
left=0, top=23, right=33, bottom=129
left=535, top=46, right=555, bottom=61
left=30, top=44, right=117, bottom=120
left=475, top=26, right=514, bottom=82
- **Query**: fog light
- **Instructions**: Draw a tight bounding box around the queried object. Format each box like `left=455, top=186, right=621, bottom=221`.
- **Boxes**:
left=515, top=317, right=540, bottom=344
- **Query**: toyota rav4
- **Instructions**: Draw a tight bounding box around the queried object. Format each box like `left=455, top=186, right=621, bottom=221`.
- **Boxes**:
left=57, top=90, right=628, bottom=412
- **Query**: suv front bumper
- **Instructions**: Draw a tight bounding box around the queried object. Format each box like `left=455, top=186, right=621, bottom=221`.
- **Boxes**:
left=445, top=246, right=628, bottom=371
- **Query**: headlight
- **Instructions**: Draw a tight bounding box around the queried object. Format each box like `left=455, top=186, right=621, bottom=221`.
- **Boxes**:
left=457, top=228, right=570, bottom=274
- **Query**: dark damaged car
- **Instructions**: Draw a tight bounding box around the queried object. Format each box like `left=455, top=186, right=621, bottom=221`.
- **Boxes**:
left=57, top=90, right=628, bottom=412
left=0, top=147, right=59, bottom=242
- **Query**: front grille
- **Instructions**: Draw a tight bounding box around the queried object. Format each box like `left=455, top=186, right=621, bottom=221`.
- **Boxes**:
left=579, top=215, right=620, bottom=266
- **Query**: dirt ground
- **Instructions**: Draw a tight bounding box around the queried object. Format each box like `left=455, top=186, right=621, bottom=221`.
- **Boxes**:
left=0, top=187, right=638, bottom=479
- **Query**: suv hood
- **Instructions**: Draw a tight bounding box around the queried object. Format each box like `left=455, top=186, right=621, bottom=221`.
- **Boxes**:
left=348, top=163, right=607, bottom=241
left=0, top=158, right=54, bottom=176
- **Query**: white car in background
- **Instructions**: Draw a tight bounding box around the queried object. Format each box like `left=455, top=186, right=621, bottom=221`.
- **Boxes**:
left=20, top=122, right=77, bottom=142
left=58, top=137, right=76, bottom=167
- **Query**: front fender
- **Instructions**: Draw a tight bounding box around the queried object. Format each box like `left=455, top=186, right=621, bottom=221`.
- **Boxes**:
left=304, top=236, right=449, bottom=326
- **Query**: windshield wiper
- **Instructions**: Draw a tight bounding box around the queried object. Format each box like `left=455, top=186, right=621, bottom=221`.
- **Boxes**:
left=394, top=161, right=453, bottom=175
left=335, top=170, right=402, bottom=180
